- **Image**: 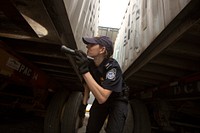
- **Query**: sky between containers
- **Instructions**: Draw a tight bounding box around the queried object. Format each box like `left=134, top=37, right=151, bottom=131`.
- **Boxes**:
left=99, top=0, right=129, bottom=28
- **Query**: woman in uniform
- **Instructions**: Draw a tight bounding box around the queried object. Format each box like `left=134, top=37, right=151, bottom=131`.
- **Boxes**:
left=75, top=36, right=128, bottom=133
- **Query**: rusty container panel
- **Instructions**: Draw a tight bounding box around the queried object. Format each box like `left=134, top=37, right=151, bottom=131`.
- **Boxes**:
left=63, top=0, right=100, bottom=52
left=113, top=0, right=191, bottom=72
left=0, top=42, right=55, bottom=99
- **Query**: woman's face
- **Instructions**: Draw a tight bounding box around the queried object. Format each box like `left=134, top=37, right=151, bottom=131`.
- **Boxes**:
left=86, top=44, right=105, bottom=58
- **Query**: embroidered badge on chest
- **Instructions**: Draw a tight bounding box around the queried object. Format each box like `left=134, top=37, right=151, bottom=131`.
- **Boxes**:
left=106, top=68, right=116, bottom=80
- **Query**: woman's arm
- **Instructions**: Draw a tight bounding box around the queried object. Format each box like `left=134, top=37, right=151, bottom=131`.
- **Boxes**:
left=82, top=84, right=90, bottom=105
left=83, top=72, right=112, bottom=104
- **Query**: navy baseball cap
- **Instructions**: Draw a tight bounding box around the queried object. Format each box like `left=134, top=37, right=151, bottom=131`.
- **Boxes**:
left=82, top=36, right=113, bottom=57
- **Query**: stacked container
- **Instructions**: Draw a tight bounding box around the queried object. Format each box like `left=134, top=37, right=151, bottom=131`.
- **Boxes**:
left=113, top=0, right=191, bottom=72
left=64, top=0, right=100, bottom=52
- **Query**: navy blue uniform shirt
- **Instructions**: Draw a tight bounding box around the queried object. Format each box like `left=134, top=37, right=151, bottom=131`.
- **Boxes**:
left=89, top=58, right=123, bottom=93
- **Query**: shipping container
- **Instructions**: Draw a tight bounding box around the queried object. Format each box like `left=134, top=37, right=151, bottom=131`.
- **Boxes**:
left=0, top=0, right=99, bottom=132
left=98, top=26, right=119, bottom=43
left=114, top=0, right=200, bottom=132
left=0, top=0, right=200, bottom=133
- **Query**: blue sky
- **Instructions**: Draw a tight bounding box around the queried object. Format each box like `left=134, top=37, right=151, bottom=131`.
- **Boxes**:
left=99, top=0, right=129, bottom=28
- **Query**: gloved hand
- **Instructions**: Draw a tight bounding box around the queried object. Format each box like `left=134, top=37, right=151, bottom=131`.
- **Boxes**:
left=75, top=50, right=89, bottom=74
left=78, top=102, right=87, bottom=128
left=78, top=102, right=87, bottom=118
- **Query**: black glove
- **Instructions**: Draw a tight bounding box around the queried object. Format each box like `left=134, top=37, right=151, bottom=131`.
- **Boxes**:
left=75, top=50, right=89, bottom=74
left=78, top=102, right=87, bottom=128
left=78, top=102, right=87, bottom=118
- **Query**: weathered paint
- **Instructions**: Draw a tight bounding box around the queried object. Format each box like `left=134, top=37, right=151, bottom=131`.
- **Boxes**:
left=114, top=0, right=191, bottom=72
left=64, top=0, right=100, bottom=52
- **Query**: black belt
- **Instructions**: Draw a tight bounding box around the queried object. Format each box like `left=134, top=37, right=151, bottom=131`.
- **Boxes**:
left=109, top=91, right=128, bottom=103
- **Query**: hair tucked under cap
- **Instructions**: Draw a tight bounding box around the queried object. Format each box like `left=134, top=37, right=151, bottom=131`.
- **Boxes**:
left=82, top=36, right=113, bottom=57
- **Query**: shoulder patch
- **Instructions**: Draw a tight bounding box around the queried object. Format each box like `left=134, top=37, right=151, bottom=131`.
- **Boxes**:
left=106, top=68, right=116, bottom=80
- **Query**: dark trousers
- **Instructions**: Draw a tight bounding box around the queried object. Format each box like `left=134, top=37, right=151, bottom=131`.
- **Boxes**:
left=86, top=98, right=128, bottom=133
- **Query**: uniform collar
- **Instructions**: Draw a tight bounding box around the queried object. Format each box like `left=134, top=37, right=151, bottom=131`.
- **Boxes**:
left=98, top=58, right=109, bottom=73
left=90, top=58, right=109, bottom=74
left=91, top=58, right=113, bottom=73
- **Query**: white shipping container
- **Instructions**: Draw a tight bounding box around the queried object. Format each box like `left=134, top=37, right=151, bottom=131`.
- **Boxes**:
left=113, top=0, right=191, bottom=72
left=63, top=0, right=100, bottom=52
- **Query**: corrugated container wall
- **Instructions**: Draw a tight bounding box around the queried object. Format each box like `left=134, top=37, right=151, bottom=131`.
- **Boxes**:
left=98, top=26, right=119, bottom=44
left=63, top=0, right=100, bottom=52
left=113, top=0, right=191, bottom=72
